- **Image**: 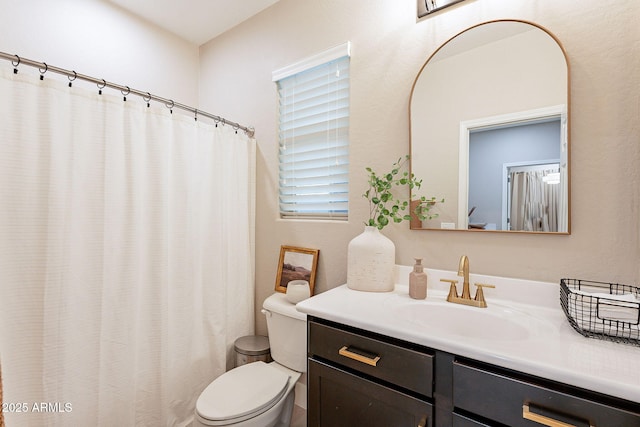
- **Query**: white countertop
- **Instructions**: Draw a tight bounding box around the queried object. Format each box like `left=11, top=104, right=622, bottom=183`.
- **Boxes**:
left=296, top=266, right=640, bottom=404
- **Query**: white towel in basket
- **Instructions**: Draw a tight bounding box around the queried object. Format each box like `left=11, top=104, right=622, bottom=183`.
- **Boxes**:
left=593, top=293, right=639, bottom=323
left=573, top=290, right=639, bottom=323
left=570, top=290, right=640, bottom=336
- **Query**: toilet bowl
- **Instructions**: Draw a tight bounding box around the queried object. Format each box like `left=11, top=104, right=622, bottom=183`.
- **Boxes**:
left=193, top=293, right=307, bottom=427
left=193, top=362, right=300, bottom=427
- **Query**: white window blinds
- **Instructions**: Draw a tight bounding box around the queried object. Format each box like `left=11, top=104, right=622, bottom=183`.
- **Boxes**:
left=274, top=43, right=350, bottom=219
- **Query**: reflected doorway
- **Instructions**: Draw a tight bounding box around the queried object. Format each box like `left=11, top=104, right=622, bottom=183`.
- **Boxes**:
left=467, top=117, right=562, bottom=231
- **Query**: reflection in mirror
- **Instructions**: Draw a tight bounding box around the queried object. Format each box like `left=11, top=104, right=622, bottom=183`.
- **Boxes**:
left=410, top=20, right=569, bottom=233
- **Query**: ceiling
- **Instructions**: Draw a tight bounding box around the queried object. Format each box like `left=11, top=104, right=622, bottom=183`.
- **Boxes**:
left=107, top=0, right=281, bottom=46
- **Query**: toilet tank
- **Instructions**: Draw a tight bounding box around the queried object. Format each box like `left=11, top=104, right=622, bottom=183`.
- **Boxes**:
left=262, top=293, right=307, bottom=372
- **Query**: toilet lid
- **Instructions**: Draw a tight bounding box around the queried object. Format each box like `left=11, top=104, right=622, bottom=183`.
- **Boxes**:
left=196, top=362, right=290, bottom=422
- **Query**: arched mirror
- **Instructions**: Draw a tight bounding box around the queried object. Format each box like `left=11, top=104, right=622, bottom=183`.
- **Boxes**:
left=410, top=20, right=570, bottom=233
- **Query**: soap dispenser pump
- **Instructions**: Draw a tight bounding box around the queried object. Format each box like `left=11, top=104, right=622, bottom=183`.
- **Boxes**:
left=409, top=258, right=428, bottom=299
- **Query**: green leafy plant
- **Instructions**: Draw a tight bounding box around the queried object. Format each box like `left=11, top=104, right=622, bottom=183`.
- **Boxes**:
left=364, top=155, right=441, bottom=230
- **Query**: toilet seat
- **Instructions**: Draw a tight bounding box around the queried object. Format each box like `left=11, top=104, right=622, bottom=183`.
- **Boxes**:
left=196, top=361, right=291, bottom=425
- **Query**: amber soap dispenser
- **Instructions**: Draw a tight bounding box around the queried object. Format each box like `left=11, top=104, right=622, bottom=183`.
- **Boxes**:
left=409, top=258, right=428, bottom=299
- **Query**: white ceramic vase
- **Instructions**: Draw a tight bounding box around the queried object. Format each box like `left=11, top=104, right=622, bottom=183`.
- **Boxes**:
left=347, top=226, right=395, bottom=292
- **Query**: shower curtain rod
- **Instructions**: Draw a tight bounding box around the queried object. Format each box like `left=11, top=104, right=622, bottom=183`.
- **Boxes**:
left=0, top=51, right=255, bottom=137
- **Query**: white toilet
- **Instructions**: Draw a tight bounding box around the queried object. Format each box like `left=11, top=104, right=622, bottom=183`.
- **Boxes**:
left=193, top=293, right=307, bottom=427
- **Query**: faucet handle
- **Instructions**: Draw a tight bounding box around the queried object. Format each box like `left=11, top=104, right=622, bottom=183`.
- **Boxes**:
left=440, top=279, right=459, bottom=301
left=473, top=283, right=495, bottom=307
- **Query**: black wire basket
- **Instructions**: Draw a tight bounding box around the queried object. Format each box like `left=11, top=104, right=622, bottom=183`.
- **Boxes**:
left=560, top=278, right=640, bottom=346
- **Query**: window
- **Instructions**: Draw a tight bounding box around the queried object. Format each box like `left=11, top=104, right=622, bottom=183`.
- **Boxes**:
left=273, top=42, right=350, bottom=220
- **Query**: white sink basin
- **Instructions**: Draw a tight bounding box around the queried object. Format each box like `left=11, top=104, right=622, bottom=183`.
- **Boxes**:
left=391, top=300, right=553, bottom=341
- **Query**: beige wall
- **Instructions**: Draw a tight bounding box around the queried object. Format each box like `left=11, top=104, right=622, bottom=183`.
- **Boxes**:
left=0, top=0, right=200, bottom=106
left=199, top=0, right=640, bottom=336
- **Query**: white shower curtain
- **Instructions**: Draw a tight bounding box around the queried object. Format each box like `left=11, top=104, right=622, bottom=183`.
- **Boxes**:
left=510, top=169, right=559, bottom=232
left=0, top=68, right=256, bottom=426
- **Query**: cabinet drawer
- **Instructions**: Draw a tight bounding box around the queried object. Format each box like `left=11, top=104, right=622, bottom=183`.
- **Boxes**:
left=309, top=320, right=433, bottom=397
left=452, top=413, right=491, bottom=427
left=308, top=358, right=432, bottom=427
left=453, top=361, right=640, bottom=427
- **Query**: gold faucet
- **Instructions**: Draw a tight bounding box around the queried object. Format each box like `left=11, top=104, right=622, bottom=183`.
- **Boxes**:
left=441, top=255, right=495, bottom=308
left=458, top=255, right=472, bottom=300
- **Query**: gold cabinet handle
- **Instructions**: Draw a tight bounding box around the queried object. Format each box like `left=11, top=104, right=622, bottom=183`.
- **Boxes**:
left=418, top=415, right=427, bottom=427
left=522, top=404, right=594, bottom=427
left=338, top=345, right=381, bottom=367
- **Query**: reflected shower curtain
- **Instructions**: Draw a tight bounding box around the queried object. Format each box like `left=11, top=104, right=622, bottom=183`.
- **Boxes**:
left=0, top=68, right=255, bottom=426
left=510, top=169, right=559, bottom=232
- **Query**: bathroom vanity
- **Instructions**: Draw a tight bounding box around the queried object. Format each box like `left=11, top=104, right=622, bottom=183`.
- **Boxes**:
left=297, top=267, right=640, bottom=427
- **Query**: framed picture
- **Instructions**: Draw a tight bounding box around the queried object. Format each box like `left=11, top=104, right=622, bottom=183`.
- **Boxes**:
left=275, top=245, right=319, bottom=295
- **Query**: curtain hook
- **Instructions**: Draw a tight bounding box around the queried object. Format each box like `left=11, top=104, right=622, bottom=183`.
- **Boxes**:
left=38, top=62, right=48, bottom=80
left=12, top=55, right=20, bottom=74
left=68, top=71, right=77, bottom=87
left=143, top=92, right=151, bottom=108
left=194, top=109, right=198, bottom=121
left=121, top=86, right=130, bottom=102
left=213, top=117, right=221, bottom=128
left=165, top=99, right=174, bottom=114
left=233, top=124, right=239, bottom=134
left=97, top=79, right=106, bottom=95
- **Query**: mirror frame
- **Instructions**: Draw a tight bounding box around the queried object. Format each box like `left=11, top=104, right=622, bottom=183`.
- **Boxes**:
left=409, top=19, right=571, bottom=234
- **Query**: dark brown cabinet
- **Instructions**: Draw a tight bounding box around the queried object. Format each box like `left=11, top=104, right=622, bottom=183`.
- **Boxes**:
left=452, top=413, right=491, bottom=427
left=307, top=317, right=434, bottom=427
left=309, top=359, right=432, bottom=426
left=307, top=316, right=640, bottom=427
left=452, top=360, right=640, bottom=427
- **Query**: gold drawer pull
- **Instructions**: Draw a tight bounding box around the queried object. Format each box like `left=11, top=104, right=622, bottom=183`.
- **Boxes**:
left=338, top=345, right=381, bottom=367
left=522, top=404, right=594, bottom=427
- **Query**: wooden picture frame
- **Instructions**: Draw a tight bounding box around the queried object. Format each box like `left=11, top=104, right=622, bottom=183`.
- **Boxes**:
left=275, top=245, right=319, bottom=295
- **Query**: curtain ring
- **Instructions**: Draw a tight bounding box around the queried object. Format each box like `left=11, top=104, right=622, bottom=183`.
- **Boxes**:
left=12, top=55, right=20, bottom=74
left=165, top=99, right=174, bottom=114
left=143, top=92, right=151, bottom=107
left=39, top=62, right=48, bottom=80
left=97, top=79, right=106, bottom=95
left=194, top=109, right=198, bottom=121
left=68, top=71, right=77, bottom=87
left=121, top=86, right=130, bottom=101
left=233, top=124, right=240, bottom=134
